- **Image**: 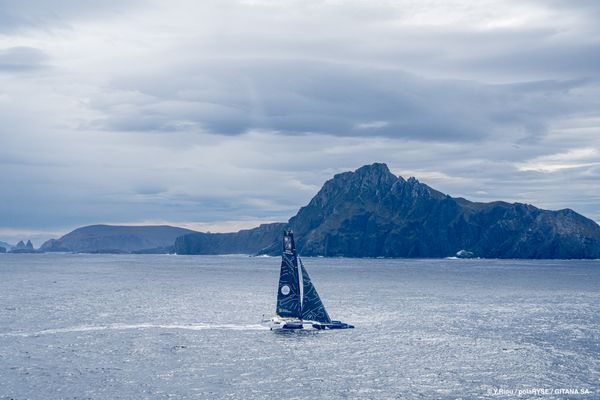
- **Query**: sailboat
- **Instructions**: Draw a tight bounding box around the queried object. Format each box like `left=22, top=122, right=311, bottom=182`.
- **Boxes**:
left=265, top=230, right=354, bottom=331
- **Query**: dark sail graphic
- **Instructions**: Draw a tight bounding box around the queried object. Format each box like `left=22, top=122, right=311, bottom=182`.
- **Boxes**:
left=299, top=258, right=331, bottom=324
left=276, top=230, right=302, bottom=319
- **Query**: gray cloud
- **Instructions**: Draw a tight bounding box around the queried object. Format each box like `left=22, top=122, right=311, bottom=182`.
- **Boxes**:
left=0, top=46, right=47, bottom=72
left=96, top=60, right=598, bottom=143
left=0, top=0, right=141, bottom=32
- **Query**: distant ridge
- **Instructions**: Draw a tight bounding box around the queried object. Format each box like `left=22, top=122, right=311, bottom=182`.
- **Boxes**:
left=174, top=223, right=287, bottom=255
left=41, top=225, right=196, bottom=253
left=176, top=163, right=600, bottom=259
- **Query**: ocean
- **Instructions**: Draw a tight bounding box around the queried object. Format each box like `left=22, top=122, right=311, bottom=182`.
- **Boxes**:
left=0, top=254, right=598, bottom=399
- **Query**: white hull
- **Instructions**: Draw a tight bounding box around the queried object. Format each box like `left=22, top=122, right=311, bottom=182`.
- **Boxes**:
left=264, top=316, right=318, bottom=331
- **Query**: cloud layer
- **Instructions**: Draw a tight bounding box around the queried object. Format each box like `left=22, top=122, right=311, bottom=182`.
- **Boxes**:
left=1, top=0, right=599, bottom=244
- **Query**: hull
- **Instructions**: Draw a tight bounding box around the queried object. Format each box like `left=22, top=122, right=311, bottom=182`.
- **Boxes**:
left=265, top=317, right=314, bottom=331
left=265, top=316, right=354, bottom=331
left=313, top=320, right=354, bottom=330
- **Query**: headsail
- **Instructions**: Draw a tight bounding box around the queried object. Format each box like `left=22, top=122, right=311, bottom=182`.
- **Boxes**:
left=276, top=230, right=302, bottom=319
left=299, top=257, right=331, bottom=324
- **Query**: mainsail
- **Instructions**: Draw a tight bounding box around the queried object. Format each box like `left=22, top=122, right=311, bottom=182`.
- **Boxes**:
left=276, top=230, right=331, bottom=323
left=276, top=231, right=302, bottom=318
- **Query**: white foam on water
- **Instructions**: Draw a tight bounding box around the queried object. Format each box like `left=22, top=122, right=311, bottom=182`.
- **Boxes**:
left=1, top=323, right=269, bottom=337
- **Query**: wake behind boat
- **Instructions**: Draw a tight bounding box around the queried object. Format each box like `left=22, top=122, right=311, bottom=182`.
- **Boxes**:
left=265, top=230, right=354, bottom=331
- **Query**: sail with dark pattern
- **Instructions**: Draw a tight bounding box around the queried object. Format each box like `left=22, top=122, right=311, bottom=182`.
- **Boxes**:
left=276, top=229, right=332, bottom=323
left=275, top=230, right=302, bottom=319
left=299, top=257, right=331, bottom=323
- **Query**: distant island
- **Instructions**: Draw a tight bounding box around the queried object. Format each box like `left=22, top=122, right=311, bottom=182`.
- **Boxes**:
left=30, top=163, right=600, bottom=259
left=40, top=225, right=196, bottom=254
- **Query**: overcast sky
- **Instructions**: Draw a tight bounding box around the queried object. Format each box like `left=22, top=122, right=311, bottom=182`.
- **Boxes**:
left=1, top=0, right=599, bottom=245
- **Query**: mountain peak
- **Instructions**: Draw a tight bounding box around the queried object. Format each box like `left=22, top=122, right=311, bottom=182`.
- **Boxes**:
left=321, top=162, right=399, bottom=199
left=354, top=162, right=392, bottom=176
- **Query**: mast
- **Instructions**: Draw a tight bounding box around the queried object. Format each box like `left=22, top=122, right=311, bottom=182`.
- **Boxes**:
left=298, top=247, right=304, bottom=312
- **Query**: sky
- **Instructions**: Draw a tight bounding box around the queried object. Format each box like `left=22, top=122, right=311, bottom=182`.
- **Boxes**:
left=1, top=0, right=599, bottom=245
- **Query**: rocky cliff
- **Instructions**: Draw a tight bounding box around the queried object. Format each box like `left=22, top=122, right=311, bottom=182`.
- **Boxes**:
left=176, top=163, right=600, bottom=259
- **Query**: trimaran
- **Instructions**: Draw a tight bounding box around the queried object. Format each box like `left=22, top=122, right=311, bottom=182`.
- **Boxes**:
left=265, top=230, right=354, bottom=331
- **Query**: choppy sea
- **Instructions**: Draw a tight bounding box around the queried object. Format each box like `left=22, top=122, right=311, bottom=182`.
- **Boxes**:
left=0, top=254, right=598, bottom=399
